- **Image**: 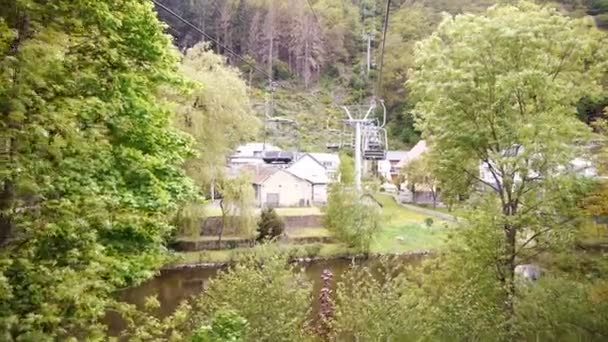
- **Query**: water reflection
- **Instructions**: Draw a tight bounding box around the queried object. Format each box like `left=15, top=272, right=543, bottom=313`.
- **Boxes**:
left=109, top=255, right=425, bottom=335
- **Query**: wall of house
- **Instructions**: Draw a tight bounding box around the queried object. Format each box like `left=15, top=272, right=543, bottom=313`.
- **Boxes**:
left=288, top=155, right=329, bottom=182
left=260, top=170, right=312, bottom=207
left=312, top=184, right=327, bottom=204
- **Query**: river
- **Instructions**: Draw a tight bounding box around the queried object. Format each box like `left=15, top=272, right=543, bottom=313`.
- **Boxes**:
left=108, top=254, right=426, bottom=335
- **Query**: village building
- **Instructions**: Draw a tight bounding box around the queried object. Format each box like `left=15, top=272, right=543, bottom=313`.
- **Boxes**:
left=228, top=142, right=281, bottom=167
left=288, top=154, right=331, bottom=204
left=478, top=144, right=599, bottom=189
left=244, top=165, right=314, bottom=207
left=308, top=152, right=340, bottom=179
left=378, top=150, right=409, bottom=181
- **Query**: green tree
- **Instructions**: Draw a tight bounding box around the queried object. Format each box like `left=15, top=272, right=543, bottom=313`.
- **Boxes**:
left=189, top=252, right=312, bottom=342
left=0, top=1, right=195, bottom=339
left=218, top=173, right=256, bottom=245
left=170, top=43, right=259, bottom=193
left=400, top=153, right=440, bottom=207
left=323, top=186, right=381, bottom=253
left=337, top=152, right=355, bottom=185
left=409, top=1, right=607, bottom=338
left=256, top=207, right=285, bottom=242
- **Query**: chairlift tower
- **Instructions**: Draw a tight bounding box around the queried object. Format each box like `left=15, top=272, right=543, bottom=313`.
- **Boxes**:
left=342, top=99, right=387, bottom=191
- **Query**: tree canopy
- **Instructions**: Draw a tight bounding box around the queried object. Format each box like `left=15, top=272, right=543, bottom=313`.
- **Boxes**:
left=410, top=1, right=608, bottom=338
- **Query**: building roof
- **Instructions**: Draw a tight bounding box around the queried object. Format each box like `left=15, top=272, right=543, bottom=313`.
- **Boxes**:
left=385, top=150, right=408, bottom=162
left=289, top=154, right=331, bottom=184
left=237, top=164, right=313, bottom=185
left=396, top=140, right=427, bottom=168
left=232, top=142, right=281, bottom=158
left=308, top=152, right=340, bottom=167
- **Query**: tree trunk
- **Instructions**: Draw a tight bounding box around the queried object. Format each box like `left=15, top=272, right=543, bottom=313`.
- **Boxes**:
left=0, top=181, right=14, bottom=246
left=502, top=224, right=517, bottom=340
left=218, top=199, right=226, bottom=249
left=411, top=185, right=416, bottom=204
left=1, top=14, right=30, bottom=247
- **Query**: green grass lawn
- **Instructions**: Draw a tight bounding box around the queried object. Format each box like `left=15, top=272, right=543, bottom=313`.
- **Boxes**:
left=286, top=228, right=331, bottom=238
left=372, top=193, right=451, bottom=253
left=407, top=203, right=454, bottom=215
left=173, top=194, right=450, bottom=266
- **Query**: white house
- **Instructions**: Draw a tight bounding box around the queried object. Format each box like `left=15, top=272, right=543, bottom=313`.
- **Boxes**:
left=395, top=140, right=427, bottom=170
left=309, top=152, right=340, bottom=179
left=378, top=150, right=409, bottom=181
left=228, top=142, right=281, bottom=167
left=378, top=141, right=428, bottom=181
left=241, top=165, right=313, bottom=207
left=288, top=154, right=331, bottom=204
left=478, top=144, right=599, bottom=188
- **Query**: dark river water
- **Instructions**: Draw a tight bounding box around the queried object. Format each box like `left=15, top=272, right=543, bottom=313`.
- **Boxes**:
left=108, top=255, right=426, bottom=335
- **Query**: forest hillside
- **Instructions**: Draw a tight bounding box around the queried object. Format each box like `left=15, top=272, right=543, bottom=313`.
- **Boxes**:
left=156, top=0, right=607, bottom=150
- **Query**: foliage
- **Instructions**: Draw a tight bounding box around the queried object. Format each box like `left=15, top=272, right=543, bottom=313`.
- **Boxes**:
left=323, top=185, right=381, bottom=253
left=332, top=259, right=420, bottom=341
left=192, top=309, right=249, bottom=342
left=170, top=43, right=259, bottom=192
left=256, top=207, right=285, bottom=242
left=0, top=1, right=196, bottom=339
left=337, top=152, right=354, bottom=185
left=400, top=153, right=439, bottom=206
left=190, top=251, right=313, bottom=342
left=516, top=276, right=608, bottom=340
left=218, top=173, right=256, bottom=240
left=410, top=1, right=608, bottom=337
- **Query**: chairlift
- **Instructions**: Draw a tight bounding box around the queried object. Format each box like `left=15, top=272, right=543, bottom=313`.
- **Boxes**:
left=262, top=150, right=294, bottom=164
left=362, top=126, right=387, bottom=160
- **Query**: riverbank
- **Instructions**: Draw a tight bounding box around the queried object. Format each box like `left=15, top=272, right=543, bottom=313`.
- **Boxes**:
left=169, top=194, right=453, bottom=268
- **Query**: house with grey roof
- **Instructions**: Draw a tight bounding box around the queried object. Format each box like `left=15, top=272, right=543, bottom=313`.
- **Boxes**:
left=239, top=165, right=314, bottom=208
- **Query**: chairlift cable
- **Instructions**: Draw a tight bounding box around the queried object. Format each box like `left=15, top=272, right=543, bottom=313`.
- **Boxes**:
left=376, top=0, right=392, bottom=99
left=153, top=0, right=275, bottom=83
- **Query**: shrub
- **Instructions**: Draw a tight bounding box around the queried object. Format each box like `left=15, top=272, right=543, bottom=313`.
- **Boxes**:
left=192, top=309, right=248, bottom=342
left=256, top=208, right=285, bottom=243
left=323, top=185, right=381, bottom=253
left=304, top=244, right=322, bottom=257
left=191, top=252, right=312, bottom=341
left=424, top=217, right=434, bottom=228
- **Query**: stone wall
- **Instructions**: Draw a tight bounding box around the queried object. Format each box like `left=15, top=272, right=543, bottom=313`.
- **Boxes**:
left=200, top=215, right=323, bottom=236
left=172, top=238, right=254, bottom=251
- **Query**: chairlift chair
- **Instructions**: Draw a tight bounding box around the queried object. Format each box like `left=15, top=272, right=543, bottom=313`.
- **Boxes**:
left=362, top=127, right=387, bottom=160
left=262, top=150, right=294, bottom=164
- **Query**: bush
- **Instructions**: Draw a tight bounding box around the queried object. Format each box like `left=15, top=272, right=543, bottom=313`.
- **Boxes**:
left=424, top=217, right=434, bottom=228
left=304, top=244, right=322, bottom=257
left=323, top=185, right=381, bottom=253
left=192, top=309, right=248, bottom=342
left=273, top=60, right=292, bottom=80
left=191, top=252, right=312, bottom=341
left=256, top=208, right=285, bottom=243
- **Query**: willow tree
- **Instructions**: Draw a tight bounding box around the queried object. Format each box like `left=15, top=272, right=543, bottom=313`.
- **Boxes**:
left=217, top=173, right=256, bottom=245
left=0, top=0, right=195, bottom=339
left=410, top=2, right=607, bottom=339
left=171, top=43, right=259, bottom=192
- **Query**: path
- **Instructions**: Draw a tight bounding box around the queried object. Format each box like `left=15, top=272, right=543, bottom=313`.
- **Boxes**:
left=391, top=196, right=457, bottom=222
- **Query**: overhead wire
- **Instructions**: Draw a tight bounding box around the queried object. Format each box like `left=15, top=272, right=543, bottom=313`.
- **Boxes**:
left=376, top=0, right=392, bottom=99
left=152, top=0, right=275, bottom=83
